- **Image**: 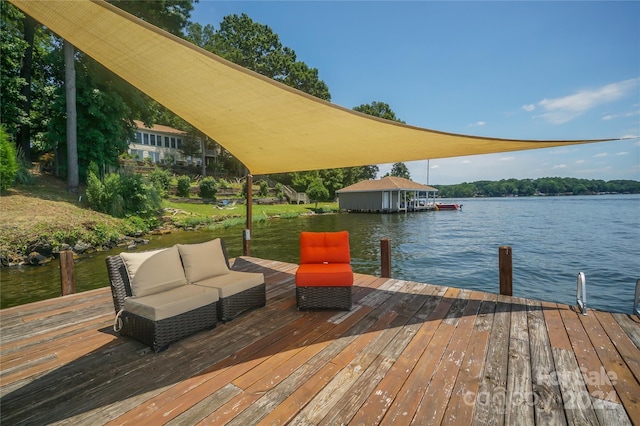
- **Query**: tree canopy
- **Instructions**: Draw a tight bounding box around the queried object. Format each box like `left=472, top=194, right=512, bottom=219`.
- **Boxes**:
left=435, top=177, right=640, bottom=198
left=353, top=101, right=406, bottom=123
left=186, top=14, right=331, bottom=101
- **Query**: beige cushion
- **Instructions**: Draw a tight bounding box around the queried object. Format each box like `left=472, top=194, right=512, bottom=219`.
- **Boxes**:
left=193, top=271, right=264, bottom=298
left=124, top=285, right=219, bottom=321
left=120, top=246, right=187, bottom=297
left=177, top=238, right=230, bottom=283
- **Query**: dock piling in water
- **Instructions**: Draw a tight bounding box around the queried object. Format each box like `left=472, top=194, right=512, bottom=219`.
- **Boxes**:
left=380, top=238, right=391, bottom=278
left=499, top=246, right=512, bottom=296
left=59, top=250, right=76, bottom=296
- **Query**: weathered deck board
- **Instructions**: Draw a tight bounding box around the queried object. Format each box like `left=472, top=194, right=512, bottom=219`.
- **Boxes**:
left=1, top=256, right=639, bottom=425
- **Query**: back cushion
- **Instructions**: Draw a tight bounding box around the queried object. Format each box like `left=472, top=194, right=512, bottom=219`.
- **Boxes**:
left=120, top=246, right=187, bottom=297
left=300, top=231, right=351, bottom=264
left=177, top=238, right=230, bottom=283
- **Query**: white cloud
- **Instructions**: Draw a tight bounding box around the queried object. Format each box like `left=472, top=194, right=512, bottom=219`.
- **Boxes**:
left=527, top=78, right=639, bottom=124
left=575, top=159, right=585, bottom=164
left=602, top=110, right=640, bottom=121
left=522, top=104, right=535, bottom=112
left=500, top=156, right=514, bottom=161
left=553, top=164, right=568, bottom=169
left=575, top=166, right=613, bottom=175
left=461, top=160, right=471, bottom=164
left=615, top=151, right=629, bottom=156
left=594, top=153, right=608, bottom=158
left=468, top=121, right=486, bottom=127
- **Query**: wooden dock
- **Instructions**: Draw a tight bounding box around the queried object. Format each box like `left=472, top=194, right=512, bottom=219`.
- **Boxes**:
left=1, top=256, right=639, bottom=425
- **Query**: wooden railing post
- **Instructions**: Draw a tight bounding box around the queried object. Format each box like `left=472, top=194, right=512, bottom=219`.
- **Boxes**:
left=60, top=250, right=76, bottom=296
left=380, top=238, right=391, bottom=278
left=499, top=246, right=512, bottom=296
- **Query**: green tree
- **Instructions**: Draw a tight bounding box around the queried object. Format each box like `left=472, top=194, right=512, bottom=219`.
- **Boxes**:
left=1, top=3, right=54, bottom=159
left=306, top=178, right=329, bottom=208
left=188, top=14, right=330, bottom=102
left=45, top=52, right=138, bottom=182
left=47, top=0, right=198, bottom=181
left=341, top=165, right=379, bottom=186
left=186, top=13, right=331, bottom=179
left=179, top=136, right=201, bottom=165
left=108, top=0, right=195, bottom=37
left=353, top=101, right=406, bottom=123
left=388, top=162, right=411, bottom=180
left=353, top=101, right=406, bottom=181
left=0, top=126, right=18, bottom=192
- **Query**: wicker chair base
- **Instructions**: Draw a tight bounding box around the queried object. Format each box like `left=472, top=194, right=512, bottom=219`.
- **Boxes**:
left=296, top=286, right=352, bottom=311
left=119, top=303, right=217, bottom=352
left=218, top=283, right=266, bottom=322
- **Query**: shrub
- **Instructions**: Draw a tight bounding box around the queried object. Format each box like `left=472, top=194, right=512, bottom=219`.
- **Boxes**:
left=86, top=171, right=160, bottom=218
left=275, top=182, right=284, bottom=199
left=86, top=161, right=100, bottom=180
left=120, top=173, right=161, bottom=216
left=176, top=175, right=191, bottom=197
left=148, top=167, right=172, bottom=198
left=86, top=171, right=107, bottom=212
left=14, top=147, right=34, bottom=185
left=258, top=180, right=269, bottom=197
left=0, top=127, right=18, bottom=192
left=199, top=176, right=217, bottom=199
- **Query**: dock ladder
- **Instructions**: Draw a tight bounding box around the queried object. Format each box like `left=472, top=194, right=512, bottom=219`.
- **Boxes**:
left=576, top=272, right=587, bottom=315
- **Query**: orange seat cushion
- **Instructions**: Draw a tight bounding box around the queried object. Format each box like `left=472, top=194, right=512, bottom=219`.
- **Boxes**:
left=300, top=231, right=351, bottom=264
left=296, top=263, right=353, bottom=287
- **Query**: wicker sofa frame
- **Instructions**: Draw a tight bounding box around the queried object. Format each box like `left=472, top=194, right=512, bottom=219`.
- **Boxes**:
left=219, top=283, right=266, bottom=322
left=106, top=239, right=266, bottom=351
left=296, top=286, right=352, bottom=311
left=106, top=255, right=217, bottom=352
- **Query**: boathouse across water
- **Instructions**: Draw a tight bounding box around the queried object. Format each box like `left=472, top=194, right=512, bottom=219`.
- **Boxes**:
left=336, top=176, right=438, bottom=213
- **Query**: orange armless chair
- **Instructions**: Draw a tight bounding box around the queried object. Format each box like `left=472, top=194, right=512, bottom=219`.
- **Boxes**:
left=295, top=231, right=354, bottom=310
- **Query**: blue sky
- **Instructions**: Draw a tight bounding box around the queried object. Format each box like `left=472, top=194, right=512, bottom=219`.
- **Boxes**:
left=191, top=1, right=639, bottom=185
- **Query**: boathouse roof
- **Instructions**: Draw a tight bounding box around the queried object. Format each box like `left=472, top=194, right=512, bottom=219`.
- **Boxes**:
left=336, top=176, right=438, bottom=193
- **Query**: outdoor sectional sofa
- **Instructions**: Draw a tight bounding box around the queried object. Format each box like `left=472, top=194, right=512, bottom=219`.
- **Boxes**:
left=106, top=238, right=265, bottom=352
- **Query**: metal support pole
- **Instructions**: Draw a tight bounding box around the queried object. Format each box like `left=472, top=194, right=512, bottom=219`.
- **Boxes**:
left=243, top=173, right=252, bottom=256
left=499, top=246, right=512, bottom=296
left=634, top=278, right=639, bottom=317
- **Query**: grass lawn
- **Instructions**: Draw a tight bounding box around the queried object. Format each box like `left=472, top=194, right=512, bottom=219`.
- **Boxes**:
left=164, top=199, right=339, bottom=229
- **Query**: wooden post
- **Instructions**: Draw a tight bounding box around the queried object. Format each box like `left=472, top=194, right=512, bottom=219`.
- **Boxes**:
left=60, top=250, right=76, bottom=296
left=499, top=246, right=512, bottom=296
left=243, top=173, right=252, bottom=256
left=381, top=238, right=391, bottom=278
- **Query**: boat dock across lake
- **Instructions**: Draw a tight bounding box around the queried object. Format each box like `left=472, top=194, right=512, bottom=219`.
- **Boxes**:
left=1, top=256, right=639, bottom=424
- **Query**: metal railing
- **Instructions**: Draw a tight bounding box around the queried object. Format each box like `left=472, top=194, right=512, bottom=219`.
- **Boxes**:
left=576, top=272, right=587, bottom=315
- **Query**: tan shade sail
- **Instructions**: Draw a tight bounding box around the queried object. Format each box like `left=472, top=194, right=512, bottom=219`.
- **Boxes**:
left=10, top=0, right=617, bottom=175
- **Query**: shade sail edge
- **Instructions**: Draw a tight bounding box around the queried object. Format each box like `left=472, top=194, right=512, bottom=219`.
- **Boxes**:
left=9, top=0, right=621, bottom=175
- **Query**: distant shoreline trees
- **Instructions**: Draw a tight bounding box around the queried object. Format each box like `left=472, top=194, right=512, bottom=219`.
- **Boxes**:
left=434, top=177, right=640, bottom=198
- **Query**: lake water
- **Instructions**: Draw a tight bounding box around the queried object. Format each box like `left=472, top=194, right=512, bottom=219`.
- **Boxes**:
left=1, top=194, right=639, bottom=313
